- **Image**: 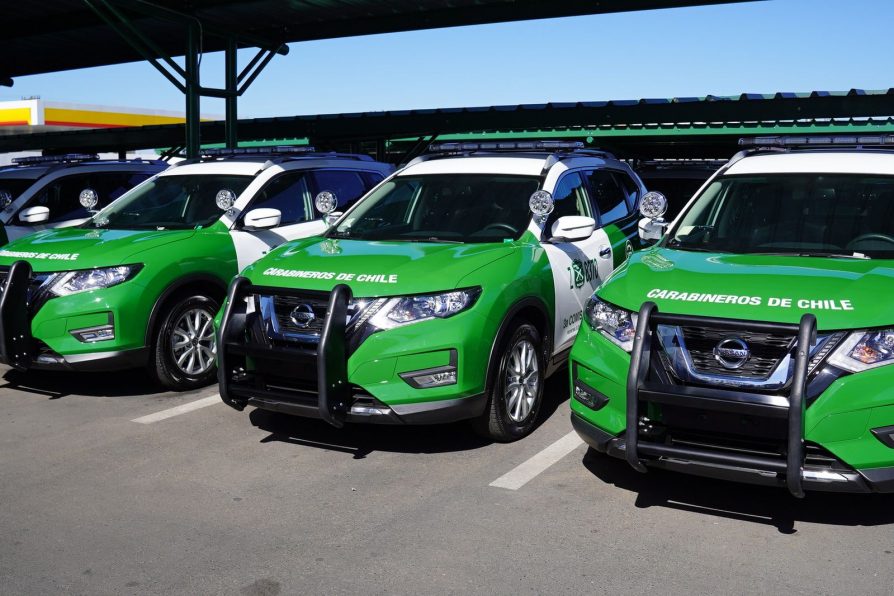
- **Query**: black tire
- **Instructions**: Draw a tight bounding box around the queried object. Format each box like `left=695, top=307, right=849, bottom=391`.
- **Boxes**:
left=150, top=293, right=221, bottom=391
left=474, top=322, right=545, bottom=442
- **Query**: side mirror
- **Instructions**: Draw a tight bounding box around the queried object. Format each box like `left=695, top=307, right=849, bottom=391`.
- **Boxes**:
left=19, top=206, right=50, bottom=224
left=324, top=211, right=343, bottom=227
left=550, top=215, right=596, bottom=242
left=243, top=208, right=281, bottom=230
left=639, top=217, right=667, bottom=243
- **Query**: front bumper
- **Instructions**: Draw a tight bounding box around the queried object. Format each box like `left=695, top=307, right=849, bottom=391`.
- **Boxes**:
left=570, top=301, right=894, bottom=495
left=0, top=260, right=155, bottom=372
left=217, top=277, right=489, bottom=426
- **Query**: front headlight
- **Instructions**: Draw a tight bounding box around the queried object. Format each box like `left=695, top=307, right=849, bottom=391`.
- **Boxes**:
left=585, top=295, right=637, bottom=352
left=49, top=265, right=142, bottom=297
left=368, top=288, right=481, bottom=330
left=828, top=329, right=894, bottom=373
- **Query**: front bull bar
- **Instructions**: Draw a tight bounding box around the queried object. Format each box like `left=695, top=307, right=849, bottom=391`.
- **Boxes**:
left=625, top=301, right=817, bottom=498
left=217, top=277, right=353, bottom=428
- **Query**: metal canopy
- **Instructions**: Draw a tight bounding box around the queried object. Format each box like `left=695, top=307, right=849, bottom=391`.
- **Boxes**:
left=1, top=89, right=892, bottom=159
left=5, top=1, right=759, bottom=79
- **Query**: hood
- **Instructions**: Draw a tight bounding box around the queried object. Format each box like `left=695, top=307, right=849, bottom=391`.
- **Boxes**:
left=599, top=247, right=894, bottom=330
left=0, top=227, right=197, bottom=272
left=243, top=237, right=516, bottom=296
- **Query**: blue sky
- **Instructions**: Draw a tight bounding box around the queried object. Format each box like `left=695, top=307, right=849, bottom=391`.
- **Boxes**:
left=6, top=0, right=892, bottom=119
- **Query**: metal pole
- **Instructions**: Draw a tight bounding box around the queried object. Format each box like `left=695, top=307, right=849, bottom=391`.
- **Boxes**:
left=185, top=23, right=201, bottom=158
left=225, top=38, right=238, bottom=149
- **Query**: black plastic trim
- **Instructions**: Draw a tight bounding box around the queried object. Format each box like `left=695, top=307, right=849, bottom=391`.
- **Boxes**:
left=0, top=260, right=34, bottom=370
left=870, top=425, right=894, bottom=449
left=145, top=273, right=228, bottom=346
left=625, top=302, right=817, bottom=497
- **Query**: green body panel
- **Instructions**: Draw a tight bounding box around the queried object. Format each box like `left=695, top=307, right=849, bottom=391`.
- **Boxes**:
left=238, top=234, right=557, bottom=407
left=571, top=245, right=894, bottom=473
left=599, top=247, right=894, bottom=330
left=0, top=224, right=238, bottom=357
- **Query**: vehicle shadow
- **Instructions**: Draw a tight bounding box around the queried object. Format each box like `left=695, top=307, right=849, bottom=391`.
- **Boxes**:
left=249, top=370, right=570, bottom=458
left=0, top=366, right=164, bottom=399
left=582, top=450, right=894, bottom=533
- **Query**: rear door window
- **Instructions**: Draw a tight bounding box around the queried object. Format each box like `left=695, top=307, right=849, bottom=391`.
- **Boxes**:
left=584, top=170, right=630, bottom=226
left=309, top=170, right=370, bottom=213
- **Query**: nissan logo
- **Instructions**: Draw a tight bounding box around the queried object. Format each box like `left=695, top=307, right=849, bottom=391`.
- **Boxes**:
left=713, top=337, right=751, bottom=369
left=289, top=303, right=316, bottom=328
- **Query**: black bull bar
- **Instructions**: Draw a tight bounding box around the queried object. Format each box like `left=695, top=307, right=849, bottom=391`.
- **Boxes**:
left=217, top=276, right=352, bottom=428
left=625, top=301, right=817, bottom=498
left=0, top=260, right=34, bottom=370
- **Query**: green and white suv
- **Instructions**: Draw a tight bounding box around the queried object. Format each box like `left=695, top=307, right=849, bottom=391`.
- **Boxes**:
left=572, top=135, right=894, bottom=495
left=218, top=141, right=647, bottom=441
left=0, top=147, right=392, bottom=389
left=0, top=154, right=166, bottom=245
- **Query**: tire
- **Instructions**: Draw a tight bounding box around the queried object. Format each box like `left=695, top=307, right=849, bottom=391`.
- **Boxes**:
left=150, top=293, right=221, bottom=391
left=474, top=322, right=545, bottom=442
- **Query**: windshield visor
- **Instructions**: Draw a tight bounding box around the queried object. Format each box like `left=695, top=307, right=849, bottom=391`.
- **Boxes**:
left=330, top=174, right=540, bottom=243
left=87, top=174, right=253, bottom=230
left=668, top=174, right=894, bottom=258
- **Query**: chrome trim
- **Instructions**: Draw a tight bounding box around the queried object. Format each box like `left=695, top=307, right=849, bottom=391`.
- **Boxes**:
left=657, top=324, right=829, bottom=391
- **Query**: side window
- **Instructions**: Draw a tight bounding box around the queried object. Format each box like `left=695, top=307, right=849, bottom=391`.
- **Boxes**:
left=613, top=172, right=640, bottom=211
left=25, top=171, right=152, bottom=225
left=546, top=173, right=589, bottom=232
left=585, top=170, right=630, bottom=226
left=247, top=172, right=310, bottom=226
left=310, top=170, right=368, bottom=213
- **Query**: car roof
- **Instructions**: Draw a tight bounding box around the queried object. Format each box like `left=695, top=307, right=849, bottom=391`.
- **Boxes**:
left=726, top=151, right=894, bottom=177
left=165, top=155, right=392, bottom=177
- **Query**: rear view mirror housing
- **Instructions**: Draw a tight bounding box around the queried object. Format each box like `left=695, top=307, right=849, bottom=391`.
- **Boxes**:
left=19, top=206, right=50, bottom=224
left=549, top=215, right=596, bottom=242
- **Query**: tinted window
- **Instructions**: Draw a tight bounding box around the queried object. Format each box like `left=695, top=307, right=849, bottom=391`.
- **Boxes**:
left=0, top=177, right=42, bottom=202
left=87, top=174, right=253, bottom=230
left=331, top=174, right=539, bottom=243
left=25, top=171, right=152, bottom=225
left=585, top=170, right=629, bottom=225
left=310, top=170, right=369, bottom=212
left=249, top=172, right=310, bottom=225
left=546, top=173, right=589, bottom=232
left=669, top=174, right=894, bottom=258
left=614, top=172, right=640, bottom=211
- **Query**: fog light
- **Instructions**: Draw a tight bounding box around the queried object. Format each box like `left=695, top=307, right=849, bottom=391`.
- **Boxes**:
left=871, top=425, right=894, bottom=449
left=400, top=367, right=457, bottom=389
left=70, top=324, right=114, bottom=343
left=573, top=380, right=609, bottom=410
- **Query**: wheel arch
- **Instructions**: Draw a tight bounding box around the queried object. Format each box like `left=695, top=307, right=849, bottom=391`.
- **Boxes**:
left=144, top=274, right=228, bottom=346
left=483, top=296, right=552, bottom=397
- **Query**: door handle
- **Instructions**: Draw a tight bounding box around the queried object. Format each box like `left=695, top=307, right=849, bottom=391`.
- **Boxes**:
left=598, top=245, right=611, bottom=258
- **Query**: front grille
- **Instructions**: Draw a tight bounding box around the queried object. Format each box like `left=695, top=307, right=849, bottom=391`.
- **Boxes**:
left=272, top=294, right=328, bottom=338
left=679, top=325, right=795, bottom=379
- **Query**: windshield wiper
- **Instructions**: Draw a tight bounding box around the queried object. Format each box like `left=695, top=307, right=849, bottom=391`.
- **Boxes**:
left=410, top=237, right=464, bottom=244
left=751, top=251, right=870, bottom=260
left=326, top=230, right=354, bottom=239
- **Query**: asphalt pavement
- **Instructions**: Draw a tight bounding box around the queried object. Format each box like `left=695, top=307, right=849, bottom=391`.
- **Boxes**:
left=1, top=366, right=893, bottom=595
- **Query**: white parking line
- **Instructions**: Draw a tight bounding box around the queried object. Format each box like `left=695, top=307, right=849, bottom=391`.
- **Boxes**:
left=132, top=395, right=221, bottom=424
left=489, top=431, right=584, bottom=490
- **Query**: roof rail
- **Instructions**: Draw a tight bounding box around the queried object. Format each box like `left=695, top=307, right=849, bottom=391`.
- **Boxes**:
left=200, top=146, right=317, bottom=158
left=428, top=140, right=587, bottom=153
left=11, top=153, right=98, bottom=166
left=739, top=135, right=894, bottom=149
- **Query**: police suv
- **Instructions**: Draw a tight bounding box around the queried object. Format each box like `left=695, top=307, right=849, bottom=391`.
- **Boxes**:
left=218, top=141, right=654, bottom=441
left=572, top=135, right=894, bottom=495
left=0, top=147, right=392, bottom=390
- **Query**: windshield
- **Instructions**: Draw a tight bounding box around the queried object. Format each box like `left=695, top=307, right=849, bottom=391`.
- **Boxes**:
left=329, top=174, right=540, bottom=243
left=87, top=174, right=253, bottom=230
left=667, top=174, right=894, bottom=259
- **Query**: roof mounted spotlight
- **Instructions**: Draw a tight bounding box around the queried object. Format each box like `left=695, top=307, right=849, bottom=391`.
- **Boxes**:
left=11, top=153, right=98, bottom=166
left=200, top=146, right=317, bottom=157
left=739, top=135, right=894, bottom=148
left=427, top=140, right=586, bottom=153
